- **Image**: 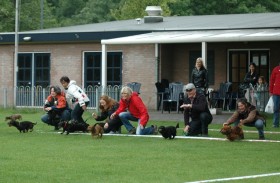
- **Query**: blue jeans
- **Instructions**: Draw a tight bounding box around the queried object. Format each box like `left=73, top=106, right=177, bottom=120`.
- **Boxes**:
left=118, top=112, right=154, bottom=135
left=41, top=109, right=71, bottom=125
left=273, top=95, right=280, bottom=127
left=233, top=119, right=265, bottom=137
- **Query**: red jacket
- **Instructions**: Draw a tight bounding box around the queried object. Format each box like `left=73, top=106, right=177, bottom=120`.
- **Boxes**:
left=269, top=66, right=280, bottom=95
left=115, top=92, right=149, bottom=126
left=45, top=92, right=67, bottom=110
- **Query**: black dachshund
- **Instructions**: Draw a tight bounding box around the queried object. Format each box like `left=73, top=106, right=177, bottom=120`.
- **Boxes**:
left=8, top=120, right=37, bottom=133
left=158, top=123, right=179, bottom=139
left=58, top=120, right=89, bottom=135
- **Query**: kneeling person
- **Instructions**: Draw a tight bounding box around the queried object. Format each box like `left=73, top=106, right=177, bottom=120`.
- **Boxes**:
left=41, top=86, right=71, bottom=130
left=181, top=83, right=213, bottom=136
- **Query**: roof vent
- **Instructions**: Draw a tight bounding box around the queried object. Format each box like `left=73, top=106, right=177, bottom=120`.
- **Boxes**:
left=144, top=6, right=163, bottom=23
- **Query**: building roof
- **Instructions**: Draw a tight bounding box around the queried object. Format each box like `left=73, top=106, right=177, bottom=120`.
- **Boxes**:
left=24, top=12, right=280, bottom=33
left=1, top=12, right=280, bottom=44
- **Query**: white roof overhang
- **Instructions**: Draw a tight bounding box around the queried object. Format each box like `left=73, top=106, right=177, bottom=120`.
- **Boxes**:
left=101, top=29, right=280, bottom=45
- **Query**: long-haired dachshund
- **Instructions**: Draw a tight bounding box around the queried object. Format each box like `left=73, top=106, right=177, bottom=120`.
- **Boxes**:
left=220, top=125, right=244, bottom=141
left=58, top=120, right=89, bottom=135
left=87, top=123, right=105, bottom=139
left=158, top=123, right=179, bottom=139
left=5, top=114, right=22, bottom=121
left=8, top=120, right=37, bottom=133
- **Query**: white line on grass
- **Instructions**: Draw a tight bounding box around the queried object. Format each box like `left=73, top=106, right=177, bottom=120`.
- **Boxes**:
left=36, top=131, right=280, bottom=143
left=184, top=172, right=280, bottom=183
left=209, top=129, right=280, bottom=134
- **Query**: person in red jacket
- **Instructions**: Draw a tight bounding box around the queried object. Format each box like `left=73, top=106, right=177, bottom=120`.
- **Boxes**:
left=41, top=85, right=71, bottom=130
left=111, top=86, right=157, bottom=135
left=269, top=64, right=280, bottom=128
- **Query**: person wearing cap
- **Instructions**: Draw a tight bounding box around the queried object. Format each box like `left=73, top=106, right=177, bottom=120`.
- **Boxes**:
left=191, top=57, right=208, bottom=95
left=41, top=85, right=71, bottom=130
left=180, top=83, right=213, bottom=136
left=60, top=76, right=90, bottom=124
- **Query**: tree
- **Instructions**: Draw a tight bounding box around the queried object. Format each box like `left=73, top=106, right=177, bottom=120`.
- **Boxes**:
left=112, top=0, right=175, bottom=20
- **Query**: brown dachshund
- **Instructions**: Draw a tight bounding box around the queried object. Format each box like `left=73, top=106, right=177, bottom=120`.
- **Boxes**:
left=5, top=114, right=22, bottom=121
left=220, top=125, right=244, bottom=141
left=87, top=123, right=105, bottom=139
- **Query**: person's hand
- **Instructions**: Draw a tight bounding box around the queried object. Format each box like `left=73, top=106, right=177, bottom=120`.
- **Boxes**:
left=223, top=122, right=229, bottom=126
left=82, top=105, right=87, bottom=111
left=92, top=113, right=97, bottom=119
left=104, top=123, right=109, bottom=129
left=45, top=107, right=52, bottom=112
left=238, top=120, right=244, bottom=127
left=180, top=104, right=192, bottom=108
left=183, top=125, right=189, bottom=132
left=111, top=112, right=116, bottom=119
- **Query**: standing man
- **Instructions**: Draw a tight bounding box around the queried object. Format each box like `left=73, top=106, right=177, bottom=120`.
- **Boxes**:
left=60, top=76, right=90, bottom=123
left=269, top=64, right=280, bottom=128
left=180, top=83, right=213, bottom=136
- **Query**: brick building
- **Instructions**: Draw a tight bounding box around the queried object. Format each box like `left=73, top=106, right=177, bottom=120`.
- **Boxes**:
left=0, top=10, right=280, bottom=109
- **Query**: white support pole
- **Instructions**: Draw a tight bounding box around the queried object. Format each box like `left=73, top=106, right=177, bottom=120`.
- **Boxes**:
left=155, top=43, right=159, bottom=81
left=201, top=42, right=207, bottom=68
left=14, top=0, right=19, bottom=106
left=101, top=44, right=107, bottom=94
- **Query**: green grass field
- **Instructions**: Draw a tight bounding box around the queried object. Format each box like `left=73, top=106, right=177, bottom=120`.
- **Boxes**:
left=1, top=108, right=280, bottom=183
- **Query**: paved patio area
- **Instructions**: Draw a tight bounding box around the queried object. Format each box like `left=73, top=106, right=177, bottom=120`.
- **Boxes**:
left=149, top=110, right=233, bottom=124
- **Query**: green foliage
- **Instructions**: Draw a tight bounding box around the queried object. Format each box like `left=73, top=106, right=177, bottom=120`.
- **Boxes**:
left=112, top=0, right=175, bottom=20
left=1, top=0, right=280, bottom=32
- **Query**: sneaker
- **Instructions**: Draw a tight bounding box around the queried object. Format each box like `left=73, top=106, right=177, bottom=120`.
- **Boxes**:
left=128, top=127, right=136, bottom=135
left=152, top=125, right=158, bottom=135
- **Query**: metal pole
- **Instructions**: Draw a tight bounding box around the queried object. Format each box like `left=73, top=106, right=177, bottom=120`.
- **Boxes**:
left=40, top=0, right=44, bottom=29
left=14, top=0, right=19, bottom=106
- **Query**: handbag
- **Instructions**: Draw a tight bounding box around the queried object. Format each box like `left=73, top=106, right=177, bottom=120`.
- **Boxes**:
left=265, top=96, right=274, bottom=114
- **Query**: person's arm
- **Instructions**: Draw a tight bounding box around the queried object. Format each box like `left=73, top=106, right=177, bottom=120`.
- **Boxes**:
left=240, top=109, right=257, bottom=125
left=191, top=95, right=208, bottom=112
left=132, top=96, right=149, bottom=127
left=223, top=112, right=238, bottom=126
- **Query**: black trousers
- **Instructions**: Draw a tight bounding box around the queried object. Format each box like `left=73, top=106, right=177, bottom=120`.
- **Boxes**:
left=188, top=112, right=213, bottom=136
left=104, top=117, right=123, bottom=133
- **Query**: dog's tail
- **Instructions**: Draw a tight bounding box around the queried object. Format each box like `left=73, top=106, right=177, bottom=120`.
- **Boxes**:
left=175, top=123, right=179, bottom=129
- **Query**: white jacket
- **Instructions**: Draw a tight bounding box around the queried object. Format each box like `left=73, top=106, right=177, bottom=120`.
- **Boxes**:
left=66, top=80, right=89, bottom=106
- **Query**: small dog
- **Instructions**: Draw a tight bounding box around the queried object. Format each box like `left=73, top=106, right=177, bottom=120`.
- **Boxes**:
left=158, top=123, right=179, bottom=139
left=58, top=120, right=89, bottom=135
left=5, top=114, right=22, bottom=121
left=87, top=123, right=105, bottom=139
left=220, top=125, right=244, bottom=141
left=8, top=120, right=37, bottom=133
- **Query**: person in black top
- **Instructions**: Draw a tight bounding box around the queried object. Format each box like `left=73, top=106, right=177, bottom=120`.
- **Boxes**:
left=191, top=57, right=208, bottom=95
left=244, top=62, right=259, bottom=87
left=180, top=83, right=213, bottom=136
left=92, top=95, right=122, bottom=133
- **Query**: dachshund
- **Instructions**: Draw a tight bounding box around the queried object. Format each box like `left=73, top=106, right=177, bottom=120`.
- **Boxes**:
left=220, top=125, right=244, bottom=141
left=87, top=123, right=105, bottom=139
left=58, top=120, right=89, bottom=135
left=5, top=114, right=22, bottom=121
left=7, top=120, right=37, bottom=133
left=158, top=123, right=179, bottom=139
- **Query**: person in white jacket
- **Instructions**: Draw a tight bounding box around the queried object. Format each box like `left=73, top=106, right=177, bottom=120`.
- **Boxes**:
left=60, top=76, right=90, bottom=123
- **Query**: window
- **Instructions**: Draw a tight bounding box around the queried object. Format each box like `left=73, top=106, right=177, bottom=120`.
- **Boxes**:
left=84, top=52, right=122, bottom=87
left=17, top=53, right=50, bottom=87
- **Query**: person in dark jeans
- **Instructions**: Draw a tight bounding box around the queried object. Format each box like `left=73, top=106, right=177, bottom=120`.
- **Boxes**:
left=41, top=85, right=71, bottom=130
left=92, top=95, right=122, bottom=133
left=223, top=98, right=265, bottom=140
left=60, top=76, right=90, bottom=123
left=180, top=83, right=213, bottom=136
